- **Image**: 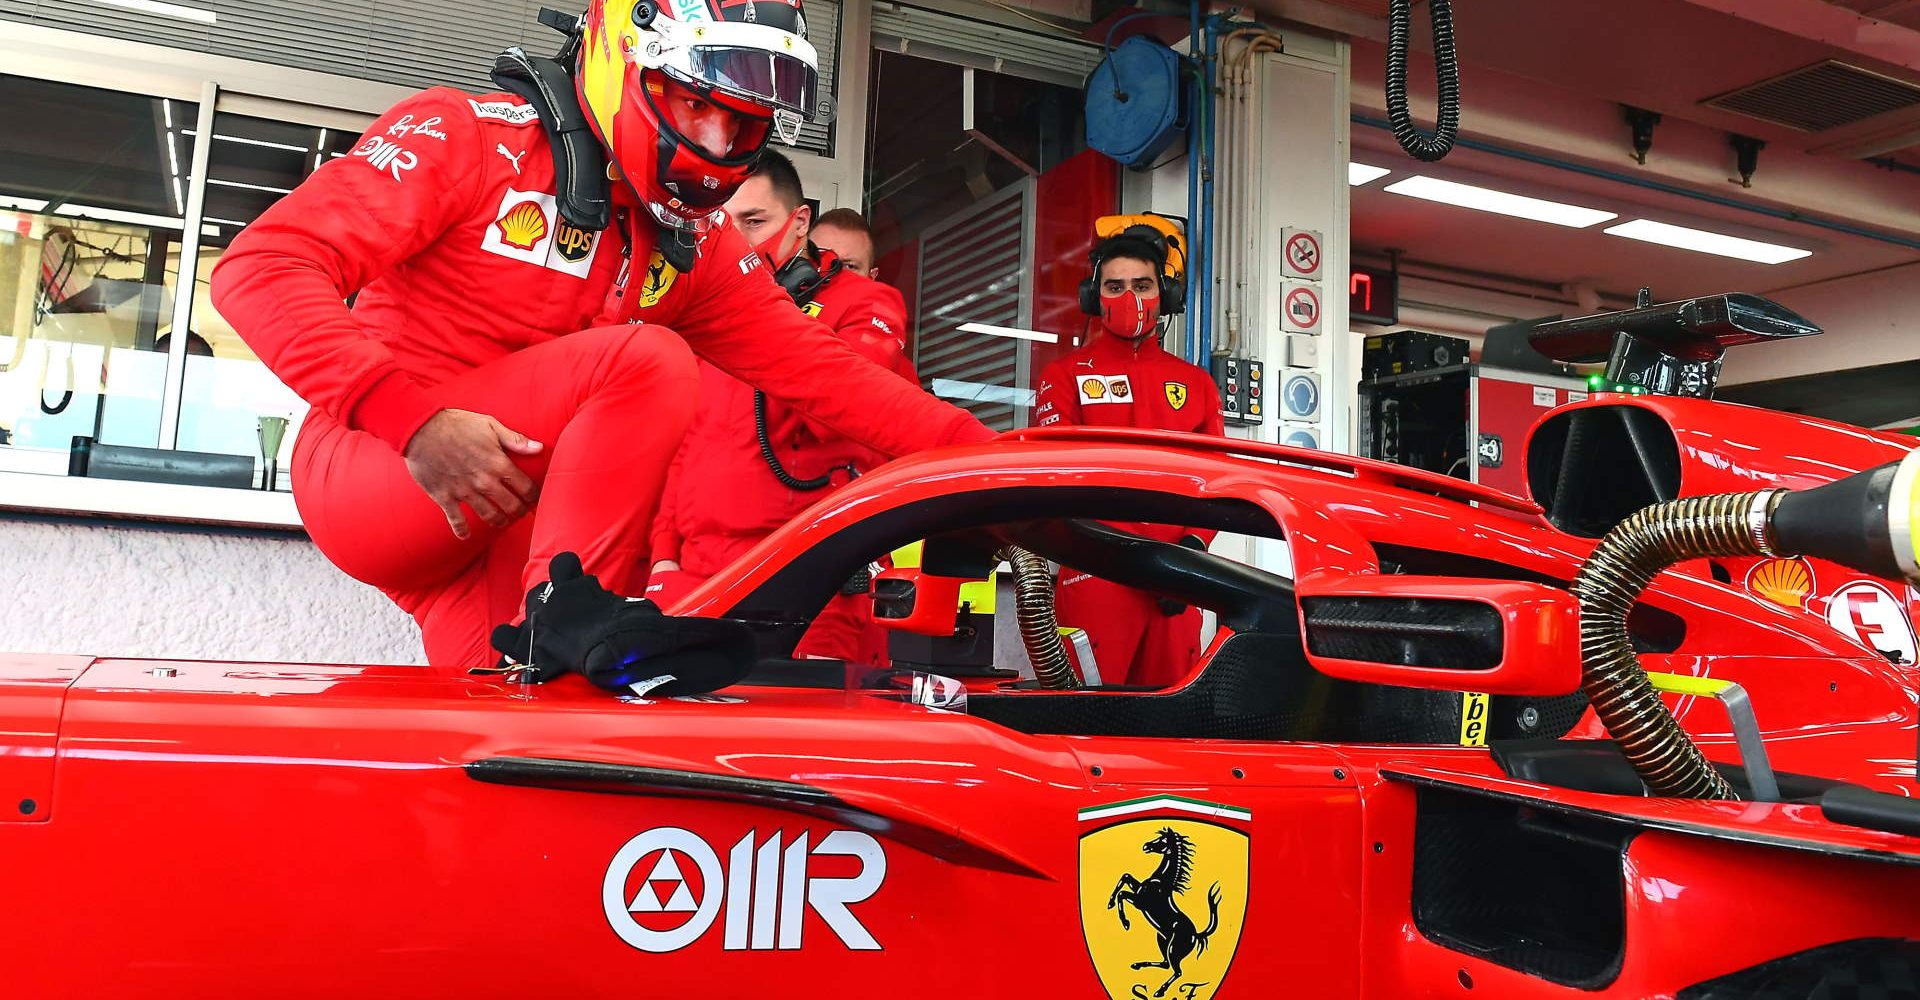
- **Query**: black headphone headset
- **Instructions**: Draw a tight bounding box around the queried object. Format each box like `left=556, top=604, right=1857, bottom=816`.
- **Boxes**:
left=773, top=245, right=844, bottom=308
left=1079, top=225, right=1187, bottom=317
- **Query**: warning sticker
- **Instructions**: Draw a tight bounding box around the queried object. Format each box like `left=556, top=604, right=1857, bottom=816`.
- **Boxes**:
left=1282, top=284, right=1321, bottom=333
left=1283, top=229, right=1323, bottom=278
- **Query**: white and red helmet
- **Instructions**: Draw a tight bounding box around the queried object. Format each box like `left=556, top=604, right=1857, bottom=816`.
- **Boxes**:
left=577, top=0, right=821, bottom=231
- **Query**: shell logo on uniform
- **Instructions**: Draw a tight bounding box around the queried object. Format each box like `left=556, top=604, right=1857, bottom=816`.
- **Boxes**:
left=638, top=250, right=681, bottom=308
left=495, top=200, right=548, bottom=251
left=1165, top=382, right=1188, bottom=410
left=1080, top=795, right=1250, bottom=1000
left=1082, top=378, right=1108, bottom=400
left=1747, top=557, right=1815, bottom=609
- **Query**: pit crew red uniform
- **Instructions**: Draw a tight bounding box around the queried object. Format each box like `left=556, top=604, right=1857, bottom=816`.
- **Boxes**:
left=211, top=88, right=987, bottom=667
left=648, top=251, right=910, bottom=663
left=1034, top=332, right=1225, bottom=686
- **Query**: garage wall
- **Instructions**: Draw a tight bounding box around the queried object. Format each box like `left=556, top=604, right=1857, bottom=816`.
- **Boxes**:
left=0, top=519, right=425, bottom=664
left=1722, top=263, right=1920, bottom=386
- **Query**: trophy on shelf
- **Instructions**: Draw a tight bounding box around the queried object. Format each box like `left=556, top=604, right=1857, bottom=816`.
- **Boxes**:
left=257, top=415, right=289, bottom=492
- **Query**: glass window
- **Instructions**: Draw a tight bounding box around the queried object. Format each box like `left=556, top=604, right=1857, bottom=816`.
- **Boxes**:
left=864, top=51, right=1113, bottom=430
left=0, top=73, right=198, bottom=466
left=183, top=111, right=359, bottom=489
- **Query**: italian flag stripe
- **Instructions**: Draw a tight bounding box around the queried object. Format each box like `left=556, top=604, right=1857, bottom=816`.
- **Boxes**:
left=1078, top=794, right=1253, bottom=823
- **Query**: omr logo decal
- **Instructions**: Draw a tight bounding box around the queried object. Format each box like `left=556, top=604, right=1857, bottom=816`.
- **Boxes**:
left=603, top=826, right=886, bottom=953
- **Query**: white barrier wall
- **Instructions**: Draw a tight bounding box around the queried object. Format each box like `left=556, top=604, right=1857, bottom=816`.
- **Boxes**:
left=0, top=519, right=424, bottom=664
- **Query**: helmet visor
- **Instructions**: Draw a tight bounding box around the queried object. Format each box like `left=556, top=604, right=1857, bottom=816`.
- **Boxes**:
left=685, top=45, right=819, bottom=119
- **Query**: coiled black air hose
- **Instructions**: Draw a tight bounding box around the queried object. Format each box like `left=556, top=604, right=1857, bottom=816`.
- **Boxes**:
left=754, top=390, right=849, bottom=492
left=997, top=546, right=1079, bottom=690
left=1570, top=491, right=1787, bottom=800
left=1385, top=0, right=1461, bottom=162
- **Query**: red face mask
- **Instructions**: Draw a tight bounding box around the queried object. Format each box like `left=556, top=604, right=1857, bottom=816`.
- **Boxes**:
left=1100, top=290, right=1161, bottom=340
left=752, top=207, right=804, bottom=269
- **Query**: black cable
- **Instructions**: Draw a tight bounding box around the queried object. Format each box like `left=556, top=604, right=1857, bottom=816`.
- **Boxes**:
left=754, top=390, right=849, bottom=491
left=1384, top=0, right=1460, bottom=162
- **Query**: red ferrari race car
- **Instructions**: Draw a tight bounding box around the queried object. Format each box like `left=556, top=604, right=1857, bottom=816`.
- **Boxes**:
left=5, top=293, right=1920, bottom=999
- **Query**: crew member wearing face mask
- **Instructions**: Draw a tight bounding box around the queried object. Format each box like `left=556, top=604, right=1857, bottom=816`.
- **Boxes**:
left=1033, top=228, right=1225, bottom=687
left=646, top=151, right=914, bottom=665
left=210, top=0, right=991, bottom=685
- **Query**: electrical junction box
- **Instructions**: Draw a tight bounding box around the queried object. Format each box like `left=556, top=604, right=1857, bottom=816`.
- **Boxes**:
left=1212, top=355, right=1266, bottom=426
left=1286, top=333, right=1319, bottom=368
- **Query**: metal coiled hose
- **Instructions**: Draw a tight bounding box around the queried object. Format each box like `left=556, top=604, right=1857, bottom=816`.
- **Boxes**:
left=1570, top=491, right=1784, bottom=799
left=1384, top=0, right=1461, bottom=162
left=998, top=546, right=1079, bottom=690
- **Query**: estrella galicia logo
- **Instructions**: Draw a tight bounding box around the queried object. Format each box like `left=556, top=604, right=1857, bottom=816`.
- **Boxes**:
left=1079, top=796, right=1250, bottom=999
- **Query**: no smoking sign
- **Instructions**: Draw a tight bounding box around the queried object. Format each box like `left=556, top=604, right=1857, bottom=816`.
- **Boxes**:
left=1283, top=228, right=1322, bottom=278
left=1282, top=281, right=1321, bottom=333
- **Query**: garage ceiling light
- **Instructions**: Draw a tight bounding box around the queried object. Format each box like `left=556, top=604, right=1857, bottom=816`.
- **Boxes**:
left=93, top=0, right=216, bottom=23
left=1383, top=175, right=1617, bottom=228
left=957, top=322, right=1059, bottom=344
left=55, top=204, right=185, bottom=230
left=1603, top=219, right=1812, bottom=264
left=1348, top=163, right=1391, bottom=186
left=0, top=196, right=50, bottom=212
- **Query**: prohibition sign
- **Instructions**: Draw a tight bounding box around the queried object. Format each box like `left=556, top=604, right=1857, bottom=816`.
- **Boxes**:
left=1284, top=231, right=1322, bottom=277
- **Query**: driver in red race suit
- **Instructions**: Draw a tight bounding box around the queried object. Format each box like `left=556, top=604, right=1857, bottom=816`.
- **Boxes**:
left=1034, top=229, right=1225, bottom=687
left=210, top=0, right=991, bottom=672
left=647, top=151, right=909, bottom=665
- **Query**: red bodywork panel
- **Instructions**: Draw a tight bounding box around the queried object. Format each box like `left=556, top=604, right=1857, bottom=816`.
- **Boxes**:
left=4, top=423, right=1918, bottom=997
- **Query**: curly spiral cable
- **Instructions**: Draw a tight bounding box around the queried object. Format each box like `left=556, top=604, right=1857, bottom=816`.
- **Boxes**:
left=1569, top=491, right=1784, bottom=800
left=1384, top=0, right=1461, bottom=162
left=999, top=546, right=1079, bottom=690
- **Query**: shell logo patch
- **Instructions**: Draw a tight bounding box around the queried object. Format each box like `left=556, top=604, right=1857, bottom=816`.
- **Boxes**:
left=1079, top=375, right=1132, bottom=405
left=1080, top=796, right=1249, bottom=1000
left=480, top=189, right=600, bottom=278
left=495, top=200, right=548, bottom=251
left=638, top=250, right=681, bottom=308
left=1165, top=382, right=1188, bottom=410
left=1747, top=557, right=1815, bottom=609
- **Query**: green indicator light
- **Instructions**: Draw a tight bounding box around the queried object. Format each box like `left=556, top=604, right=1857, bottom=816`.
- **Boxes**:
left=1587, top=374, right=1605, bottom=389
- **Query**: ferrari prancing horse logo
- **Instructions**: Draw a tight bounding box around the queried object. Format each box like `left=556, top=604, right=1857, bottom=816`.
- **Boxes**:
left=1165, top=382, right=1188, bottom=410
left=638, top=249, right=680, bottom=308
left=1080, top=796, right=1249, bottom=1000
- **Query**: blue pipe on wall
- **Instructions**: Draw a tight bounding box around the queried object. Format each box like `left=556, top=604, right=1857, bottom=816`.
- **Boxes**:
left=1185, top=1, right=1202, bottom=364
left=1199, top=16, right=1221, bottom=365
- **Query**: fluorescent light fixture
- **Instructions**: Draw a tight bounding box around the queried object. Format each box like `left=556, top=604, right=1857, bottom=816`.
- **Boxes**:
left=317, top=128, right=329, bottom=149
left=956, top=321, right=1059, bottom=344
left=162, top=99, right=174, bottom=130
left=1603, top=218, right=1811, bottom=264
left=55, top=204, right=185, bottom=230
left=206, top=178, right=294, bottom=195
left=0, top=196, right=50, bottom=212
left=166, top=132, right=180, bottom=177
left=171, top=177, right=182, bottom=213
left=930, top=378, right=1037, bottom=408
left=1383, top=175, right=1617, bottom=228
left=203, top=216, right=253, bottom=228
left=93, top=0, right=216, bottom=24
left=1348, top=162, right=1391, bottom=186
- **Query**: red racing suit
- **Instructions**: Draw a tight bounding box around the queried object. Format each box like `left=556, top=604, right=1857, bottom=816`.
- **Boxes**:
left=1033, top=332, right=1226, bottom=686
left=647, top=253, right=912, bottom=664
left=211, top=87, right=988, bottom=667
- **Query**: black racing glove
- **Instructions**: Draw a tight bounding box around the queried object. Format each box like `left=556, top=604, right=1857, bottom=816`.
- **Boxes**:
left=490, top=552, right=757, bottom=697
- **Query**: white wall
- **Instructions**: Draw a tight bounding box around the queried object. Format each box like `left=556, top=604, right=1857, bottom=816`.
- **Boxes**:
left=1722, top=262, right=1920, bottom=386
left=0, top=519, right=424, bottom=664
